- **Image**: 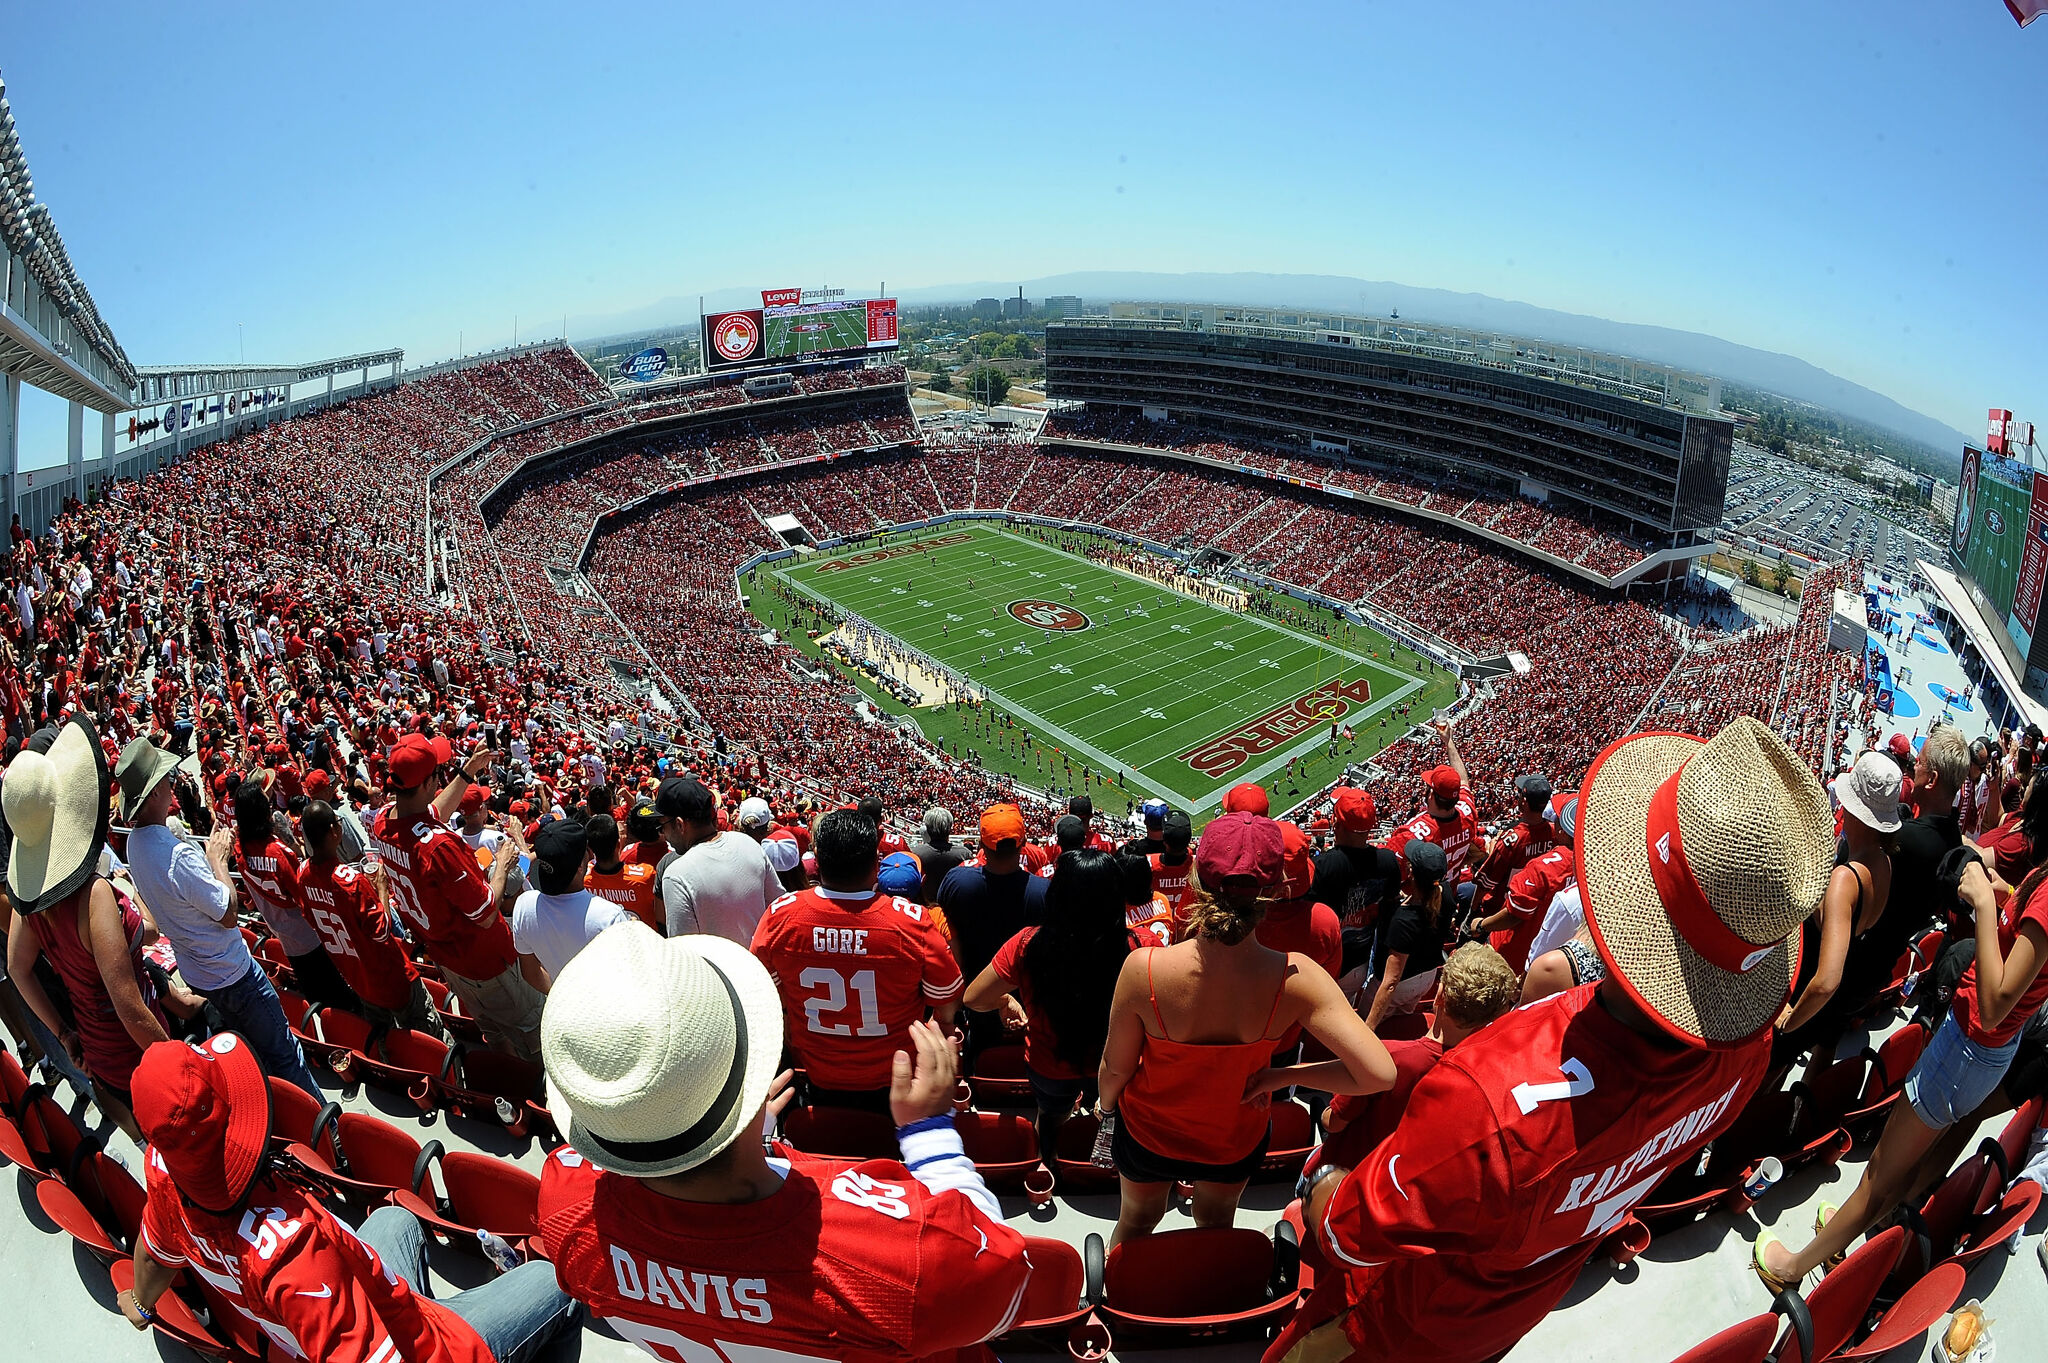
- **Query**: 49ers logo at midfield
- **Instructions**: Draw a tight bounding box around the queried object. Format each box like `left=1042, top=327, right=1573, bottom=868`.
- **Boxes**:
left=712, top=313, right=760, bottom=362
left=1009, top=599, right=1090, bottom=631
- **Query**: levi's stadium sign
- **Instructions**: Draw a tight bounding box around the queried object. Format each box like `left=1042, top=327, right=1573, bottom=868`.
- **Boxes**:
left=620, top=346, right=669, bottom=383
left=1009, top=599, right=1090, bottom=631
left=761, top=287, right=802, bottom=308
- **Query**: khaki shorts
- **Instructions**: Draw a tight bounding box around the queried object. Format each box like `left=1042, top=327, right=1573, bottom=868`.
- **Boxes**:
left=443, top=963, right=544, bottom=1062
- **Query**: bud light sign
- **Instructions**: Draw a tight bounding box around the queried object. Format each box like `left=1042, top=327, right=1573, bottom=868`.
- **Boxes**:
left=620, top=346, right=669, bottom=383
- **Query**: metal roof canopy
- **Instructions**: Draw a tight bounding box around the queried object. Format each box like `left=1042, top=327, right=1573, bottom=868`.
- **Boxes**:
left=130, top=350, right=404, bottom=403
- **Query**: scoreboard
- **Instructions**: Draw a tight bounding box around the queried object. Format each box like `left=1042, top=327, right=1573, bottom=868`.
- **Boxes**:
left=1953, top=442, right=2048, bottom=668
left=703, top=292, right=898, bottom=372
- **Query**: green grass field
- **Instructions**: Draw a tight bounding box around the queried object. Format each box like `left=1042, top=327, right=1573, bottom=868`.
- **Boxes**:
left=764, top=304, right=869, bottom=359
left=752, top=524, right=1449, bottom=816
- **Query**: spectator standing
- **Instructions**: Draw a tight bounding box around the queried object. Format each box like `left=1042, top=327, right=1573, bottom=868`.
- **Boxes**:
left=118, top=1034, right=581, bottom=1362
left=583, top=813, right=660, bottom=931
left=907, top=806, right=967, bottom=904
left=1098, top=813, right=1394, bottom=1246
left=937, top=804, right=1048, bottom=1056
left=1383, top=724, right=1482, bottom=914
left=1476, top=793, right=1578, bottom=974
left=751, top=809, right=963, bottom=1112
left=1468, top=774, right=1558, bottom=929
left=298, top=801, right=442, bottom=1036
left=117, top=737, right=322, bottom=1102
left=1288, top=717, right=1823, bottom=1363
left=5, top=716, right=169, bottom=1139
left=659, top=777, right=781, bottom=944
left=232, top=784, right=353, bottom=1009
left=1258, top=822, right=1344, bottom=1058
left=1119, top=798, right=1169, bottom=857
left=1150, top=809, right=1197, bottom=927
left=965, top=847, right=1133, bottom=1163
left=511, top=820, right=633, bottom=984
left=372, top=734, right=539, bottom=1060
left=1311, top=788, right=1404, bottom=981
left=1837, top=724, right=1967, bottom=1015
left=537, top=925, right=1031, bottom=1363
left=1362, top=841, right=1451, bottom=1029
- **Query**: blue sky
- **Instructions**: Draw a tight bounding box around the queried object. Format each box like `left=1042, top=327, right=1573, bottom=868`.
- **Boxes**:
left=4, top=2, right=2042, bottom=465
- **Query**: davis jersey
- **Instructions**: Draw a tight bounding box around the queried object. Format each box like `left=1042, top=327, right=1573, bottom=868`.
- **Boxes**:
left=750, top=886, right=964, bottom=1089
left=538, top=1143, right=1031, bottom=1363
left=1313, top=984, right=1769, bottom=1363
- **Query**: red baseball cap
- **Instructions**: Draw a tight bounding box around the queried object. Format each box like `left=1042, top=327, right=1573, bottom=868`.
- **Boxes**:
left=302, top=769, right=333, bottom=800
left=131, top=1035, right=271, bottom=1215
left=388, top=733, right=439, bottom=788
left=1276, top=821, right=1314, bottom=899
left=1195, top=811, right=1285, bottom=887
left=429, top=735, right=456, bottom=766
left=1427, top=766, right=1462, bottom=800
left=1222, top=782, right=1270, bottom=816
left=1886, top=733, right=1912, bottom=758
left=1332, top=787, right=1376, bottom=833
left=460, top=784, right=489, bottom=815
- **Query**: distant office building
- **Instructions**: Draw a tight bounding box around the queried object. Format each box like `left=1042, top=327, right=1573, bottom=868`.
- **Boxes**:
left=1003, top=295, right=1027, bottom=319
left=1044, top=295, right=1084, bottom=318
left=1930, top=480, right=1957, bottom=525
left=973, top=298, right=1002, bottom=318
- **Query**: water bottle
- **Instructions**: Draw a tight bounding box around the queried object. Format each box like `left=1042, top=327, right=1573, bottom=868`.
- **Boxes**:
left=1090, top=1111, right=1117, bottom=1168
left=476, top=1228, right=523, bottom=1274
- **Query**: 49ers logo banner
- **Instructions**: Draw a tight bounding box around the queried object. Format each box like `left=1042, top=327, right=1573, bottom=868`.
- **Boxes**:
left=1009, top=600, right=1090, bottom=631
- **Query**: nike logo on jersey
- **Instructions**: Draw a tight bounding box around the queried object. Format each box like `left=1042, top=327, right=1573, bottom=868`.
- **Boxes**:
left=975, top=1227, right=990, bottom=1257
left=1386, top=1154, right=1407, bottom=1200
left=296, top=1285, right=333, bottom=1298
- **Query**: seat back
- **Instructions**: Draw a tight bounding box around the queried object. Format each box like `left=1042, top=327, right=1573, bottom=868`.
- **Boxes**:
left=70, top=1148, right=147, bottom=1246
left=452, top=1045, right=544, bottom=1100
left=957, top=1110, right=1037, bottom=1166
left=274, top=987, right=318, bottom=1032
left=315, top=1007, right=377, bottom=1053
left=1010, top=1235, right=1087, bottom=1328
left=1831, top=1262, right=1967, bottom=1360
left=971, top=1044, right=1028, bottom=1081
left=1103, top=1228, right=1275, bottom=1318
left=1776, top=1226, right=1904, bottom=1363
left=1795, top=1053, right=1870, bottom=1130
left=1665, top=1313, right=1776, bottom=1363
left=267, top=1076, right=326, bottom=1147
left=1268, top=1100, right=1315, bottom=1154
left=783, top=1105, right=897, bottom=1160
left=1872, top=1024, right=1929, bottom=1095
left=441, top=1151, right=540, bottom=1236
left=336, top=1111, right=427, bottom=1193
left=1918, top=1155, right=1995, bottom=1260
left=1985, top=1094, right=2044, bottom=1185
left=0, top=1047, right=30, bottom=1115
left=37, top=1178, right=122, bottom=1259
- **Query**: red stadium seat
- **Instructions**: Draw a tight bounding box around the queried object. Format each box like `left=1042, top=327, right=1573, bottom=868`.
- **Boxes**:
left=1768, top=1225, right=1905, bottom=1363
left=1939, top=1179, right=2041, bottom=1272
left=354, top=1027, right=451, bottom=1111
left=1001, top=1232, right=1108, bottom=1358
left=956, top=1110, right=1038, bottom=1189
left=267, top=1075, right=327, bottom=1150
left=304, top=1004, right=378, bottom=1079
left=1828, top=1262, right=1965, bottom=1360
left=1840, top=1024, right=1929, bottom=1143
left=1097, top=1226, right=1299, bottom=1342
left=1053, top=1112, right=1119, bottom=1192
left=781, top=1105, right=897, bottom=1161
left=1258, top=1099, right=1317, bottom=1180
left=1978, top=1093, right=2044, bottom=1187
left=392, top=1150, right=544, bottom=1262
left=0, top=1047, right=32, bottom=1115
left=1636, top=1085, right=1798, bottom=1229
left=424, top=978, right=485, bottom=1043
left=109, top=1258, right=262, bottom=1363
left=0, top=1088, right=87, bottom=1181
left=439, top=1043, right=549, bottom=1137
left=1664, top=1313, right=1778, bottom=1363
left=42, top=1146, right=147, bottom=1260
left=965, top=1044, right=1034, bottom=1104
left=294, top=1106, right=438, bottom=1205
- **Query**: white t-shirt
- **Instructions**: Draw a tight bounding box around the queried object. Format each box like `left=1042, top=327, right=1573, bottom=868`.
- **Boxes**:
left=510, top=887, right=633, bottom=980
left=662, top=832, right=784, bottom=944
left=1527, top=883, right=1586, bottom=965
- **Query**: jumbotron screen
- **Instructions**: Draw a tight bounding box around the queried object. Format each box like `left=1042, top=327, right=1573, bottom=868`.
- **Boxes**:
left=1952, top=442, right=2048, bottom=663
left=702, top=296, right=899, bottom=371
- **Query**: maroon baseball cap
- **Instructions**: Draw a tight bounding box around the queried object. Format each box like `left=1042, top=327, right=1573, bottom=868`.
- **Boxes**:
left=1332, top=787, right=1376, bottom=833
left=1195, top=811, right=1285, bottom=887
left=131, top=1035, right=271, bottom=1215
left=1222, top=782, right=1270, bottom=816
left=1427, top=766, right=1462, bottom=800
left=388, top=733, right=439, bottom=788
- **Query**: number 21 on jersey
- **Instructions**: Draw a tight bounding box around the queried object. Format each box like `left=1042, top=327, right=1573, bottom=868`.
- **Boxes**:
left=797, top=967, right=888, bottom=1037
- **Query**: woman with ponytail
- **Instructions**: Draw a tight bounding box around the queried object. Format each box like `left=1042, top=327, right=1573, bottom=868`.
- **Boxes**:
left=1095, top=813, right=1394, bottom=1246
left=966, top=847, right=1132, bottom=1163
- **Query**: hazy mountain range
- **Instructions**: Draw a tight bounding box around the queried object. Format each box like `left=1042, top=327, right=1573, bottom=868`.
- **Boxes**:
left=571, top=269, right=1968, bottom=459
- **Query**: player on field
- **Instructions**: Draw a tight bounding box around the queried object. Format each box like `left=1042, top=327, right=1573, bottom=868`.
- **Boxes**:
left=751, top=809, right=963, bottom=1112
left=1278, top=717, right=1826, bottom=1363
left=539, top=926, right=1031, bottom=1363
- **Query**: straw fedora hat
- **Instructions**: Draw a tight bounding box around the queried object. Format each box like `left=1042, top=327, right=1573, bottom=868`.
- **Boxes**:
left=1577, top=715, right=1832, bottom=1046
left=3, top=714, right=111, bottom=914
left=542, top=921, right=784, bottom=1178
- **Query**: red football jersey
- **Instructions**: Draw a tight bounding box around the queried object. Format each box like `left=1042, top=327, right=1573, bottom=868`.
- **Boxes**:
left=140, top=1151, right=489, bottom=1363
left=1309, top=985, right=1768, bottom=1363
left=537, top=1142, right=1030, bottom=1363
left=1471, top=816, right=1557, bottom=914
left=1149, top=852, right=1195, bottom=925
left=1490, top=846, right=1577, bottom=974
left=1384, top=789, right=1480, bottom=882
left=300, top=856, right=419, bottom=1011
left=750, top=887, right=964, bottom=1089
left=371, top=805, right=515, bottom=981
left=237, top=838, right=322, bottom=957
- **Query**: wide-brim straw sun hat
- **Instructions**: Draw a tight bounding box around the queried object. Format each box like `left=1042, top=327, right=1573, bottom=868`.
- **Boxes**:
left=1577, top=715, right=1832, bottom=1047
left=4, top=714, right=111, bottom=913
left=543, top=922, right=784, bottom=1178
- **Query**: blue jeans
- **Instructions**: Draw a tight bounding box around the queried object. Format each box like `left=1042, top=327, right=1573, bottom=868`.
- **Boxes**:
left=357, top=1207, right=584, bottom=1363
left=209, top=966, right=323, bottom=1104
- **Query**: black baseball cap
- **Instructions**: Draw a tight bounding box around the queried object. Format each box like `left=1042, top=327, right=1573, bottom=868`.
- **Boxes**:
left=1515, top=773, right=1553, bottom=804
left=533, top=819, right=589, bottom=895
left=1404, top=839, right=1448, bottom=885
left=655, top=776, right=714, bottom=824
left=1162, top=808, right=1193, bottom=849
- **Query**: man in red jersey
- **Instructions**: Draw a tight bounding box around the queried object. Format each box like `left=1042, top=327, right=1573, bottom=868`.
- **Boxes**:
left=1149, top=808, right=1196, bottom=928
left=1468, top=773, right=1558, bottom=930
left=1383, top=722, right=1481, bottom=914
left=118, top=1034, right=581, bottom=1362
left=372, top=733, right=539, bottom=1058
left=1274, top=717, right=1833, bottom=1363
left=537, top=923, right=1031, bottom=1363
left=751, top=808, right=963, bottom=1112
left=299, top=801, right=443, bottom=1036
left=1474, top=792, right=1576, bottom=974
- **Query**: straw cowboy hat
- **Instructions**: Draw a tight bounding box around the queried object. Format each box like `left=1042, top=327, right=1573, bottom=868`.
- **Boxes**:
left=3, top=714, right=111, bottom=914
left=542, top=922, right=784, bottom=1178
left=1577, top=715, right=1833, bottom=1046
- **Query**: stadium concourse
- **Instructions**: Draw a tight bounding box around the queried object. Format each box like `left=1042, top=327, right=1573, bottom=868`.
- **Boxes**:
left=0, top=344, right=2043, bottom=1363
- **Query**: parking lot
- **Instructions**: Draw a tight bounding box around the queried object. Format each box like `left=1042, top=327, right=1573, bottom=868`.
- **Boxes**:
left=1718, top=442, right=1943, bottom=575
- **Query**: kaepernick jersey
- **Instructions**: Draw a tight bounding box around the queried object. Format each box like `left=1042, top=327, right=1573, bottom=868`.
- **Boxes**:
left=140, top=1152, right=489, bottom=1363
left=1383, top=789, right=1481, bottom=882
left=371, top=805, right=516, bottom=981
left=750, top=886, right=964, bottom=1089
left=1471, top=815, right=1557, bottom=915
left=1489, top=846, right=1577, bottom=975
left=300, top=856, right=419, bottom=1011
left=588, top=863, right=662, bottom=932
left=1308, top=985, right=1768, bottom=1363
left=538, top=1143, right=1030, bottom=1363
left=237, top=839, right=323, bottom=957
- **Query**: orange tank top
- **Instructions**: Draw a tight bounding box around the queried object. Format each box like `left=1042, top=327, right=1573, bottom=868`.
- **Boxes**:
left=1119, top=948, right=1287, bottom=1165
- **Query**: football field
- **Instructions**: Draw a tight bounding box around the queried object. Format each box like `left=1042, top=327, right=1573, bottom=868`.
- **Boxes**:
left=764, top=304, right=869, bottom=359
left=765, top=524, right=1428, bottom=813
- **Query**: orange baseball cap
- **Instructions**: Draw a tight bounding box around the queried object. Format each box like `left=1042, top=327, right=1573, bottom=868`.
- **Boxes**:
left=979, top=803, right=1027, bottom=846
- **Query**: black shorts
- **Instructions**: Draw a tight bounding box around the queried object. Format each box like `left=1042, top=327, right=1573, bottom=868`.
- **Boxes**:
left=2001, top=1029, right=2048, bottom=1107
left=1112, top=1109, right=1269, bottom=1185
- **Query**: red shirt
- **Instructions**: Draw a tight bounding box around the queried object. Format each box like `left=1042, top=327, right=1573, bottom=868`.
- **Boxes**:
left=1955, top=873, right=2048, bottom=1047
left=371, top=805, right=515, bottom=981
left=988, top=925, right=1141, bottom=1080
left=1490, top=846, right=1577, bottom=974
left=1977, top=815, right=2036, bottom=886
left=300, top=856, right=419, bottom=1011
left=140, top=1153, right=489, bottom=1363
left=1320, top=1036, right=1444, bottom=1171
left=1385, top=789, right=1481, bottom=883
left=237, top=839, right=320, bottom=957
left=1149, top=852, right=1194, bottom=925
left=537, top=1142, right=1029, bottom=1363
left=750, top=886, right=964, bottom=1089
left=1311, top=984, right=1768, bottom=1363
left=1471, top=815, right=1556, bottom=914
left=1256, top=898, right=1343, bottom=1055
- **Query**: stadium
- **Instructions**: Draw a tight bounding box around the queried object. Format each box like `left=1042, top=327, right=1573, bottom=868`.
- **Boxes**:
left=2, top=35, right=2047, bottom=1363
